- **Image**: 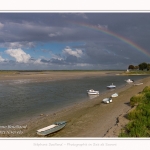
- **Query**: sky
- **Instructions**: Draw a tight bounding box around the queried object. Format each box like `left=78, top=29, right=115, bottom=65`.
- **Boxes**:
left=0, top=13, right=150, bottom=70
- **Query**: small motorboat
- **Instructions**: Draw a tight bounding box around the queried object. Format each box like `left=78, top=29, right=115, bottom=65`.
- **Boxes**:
left=87, top=89, right=99, bottom=95
left=102, top=97, right=112, bottom=104
left=125, top=79, right=134, bottom=83
left=111, top=93, right=118, bottom=97
left=37, top=121, right=66, bottom=136
left=107, top=83, right=116, bottom=89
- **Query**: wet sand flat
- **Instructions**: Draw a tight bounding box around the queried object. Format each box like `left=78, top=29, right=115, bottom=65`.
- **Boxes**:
left=0, top=71, right=120, bottom=82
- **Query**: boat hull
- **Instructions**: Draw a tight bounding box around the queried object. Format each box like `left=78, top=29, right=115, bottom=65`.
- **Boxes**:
left=87, top=89, right=99, bottom=95
left=125, top=79, right=134, bottom=83
left=87, top=92, right=99, bottom=95
left=107, top=83, right=116, bottom=89
left=37, top=121, right=66, bottom=136
left=111, top=93, right=118, bottom=97
left=102, top=98, right=112, bottom=104
left=107, top=86, right=116, bottom=89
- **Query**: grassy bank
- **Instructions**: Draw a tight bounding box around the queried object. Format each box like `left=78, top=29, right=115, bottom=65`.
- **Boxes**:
left=122, top=70, right=150, bottom=75
left=119, top=86, right=150, bottom=137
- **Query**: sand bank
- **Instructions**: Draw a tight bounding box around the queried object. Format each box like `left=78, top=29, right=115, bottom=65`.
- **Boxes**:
left=0, top=71, right=149, bottom=137
left=0, top=71, right=122, bottom=83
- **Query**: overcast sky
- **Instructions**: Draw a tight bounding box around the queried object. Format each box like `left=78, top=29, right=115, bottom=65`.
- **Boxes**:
left=0, top=13, right=150, bottom=70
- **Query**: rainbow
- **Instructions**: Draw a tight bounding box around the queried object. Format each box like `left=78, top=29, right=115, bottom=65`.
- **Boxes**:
left=71, top=21, right=150, bottom=58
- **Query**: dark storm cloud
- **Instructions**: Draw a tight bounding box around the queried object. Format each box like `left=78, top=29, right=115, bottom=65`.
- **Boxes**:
left=1, top=13, right=150, bottom=69
left=1, top=13, right=150, bottom=43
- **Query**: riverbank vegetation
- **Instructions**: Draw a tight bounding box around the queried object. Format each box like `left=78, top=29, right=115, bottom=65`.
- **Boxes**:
left=124, top=70, right=150, bottom=75
left=128, top=62, right=150, bottom=71
left=119, top=86, right=150, bottom=137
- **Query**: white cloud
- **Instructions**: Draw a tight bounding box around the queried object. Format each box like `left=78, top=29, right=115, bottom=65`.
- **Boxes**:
left=48, top=32, right=61, bottom=37
left=32, top=59, right=44, bottom=65
left=63, top=47, right=83, bottom=58
left=5, top=48, right=31, bottom=63
left=76, top=63, right=92, bottom=67
left=7, top=42, right=23, bottom=49
left=49, top=52, right=64, bottom=61
left=0, top=56, right=5, bottom=62
left=0, top=42, right=35, bottom=49
left=0, top=22, right=4, bottom=29
left=97, top=24, right=108, bottom=30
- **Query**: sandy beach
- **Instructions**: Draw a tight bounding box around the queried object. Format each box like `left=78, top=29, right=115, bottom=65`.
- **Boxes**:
left=0, top=71, right=150, bottom=138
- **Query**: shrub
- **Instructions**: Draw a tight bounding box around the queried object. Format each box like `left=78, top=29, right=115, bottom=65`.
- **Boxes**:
left=142, top=86, right=150, bottom=93
left=130, top=93, right=145, bottom=107
left=127, top=109, right=140, bottom=120
left=119, top=86, right=150, bottom=137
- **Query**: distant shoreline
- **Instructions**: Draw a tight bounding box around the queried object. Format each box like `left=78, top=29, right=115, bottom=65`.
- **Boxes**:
left=0, top=70, right=124, bottom=83
left=0, top=70, right=149, bottom=83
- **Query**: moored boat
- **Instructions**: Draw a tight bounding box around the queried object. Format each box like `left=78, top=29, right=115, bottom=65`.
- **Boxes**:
left=107, top=83, right=116, bottom=89
left=102, top=97, right=112, bottom=104
left=87, top=89, right=99, bottom=95
left=125, top=79, right=134, bottom=83
left=111, top=93, right=118, bottom=97
left=37, top=121, right=66, bottom=136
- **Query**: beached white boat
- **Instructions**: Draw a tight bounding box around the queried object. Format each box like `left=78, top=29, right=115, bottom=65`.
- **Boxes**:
left=111, top=93, right=118, bottom=97
left=87, top=89, right=99, bottom=95
left=102, top=98, right=112, bottom=104
left=107, top=83, right=116, bottom=89
left=37, top=121, right=66, bottom=136
left=125, top=79, right=134, bottom=83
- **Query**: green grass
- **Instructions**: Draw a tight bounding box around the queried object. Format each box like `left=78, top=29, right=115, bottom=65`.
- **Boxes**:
left=119, top=86, right=150, bottom=137
left=124, top=70, right=150, bottom=75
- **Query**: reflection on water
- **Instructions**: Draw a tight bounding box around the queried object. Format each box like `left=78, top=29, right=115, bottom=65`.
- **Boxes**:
left=0, top=79, right=33, bottom=85
left=88, top=94, right=99, bottom=99
left=9, top=79, right=33, bottom=85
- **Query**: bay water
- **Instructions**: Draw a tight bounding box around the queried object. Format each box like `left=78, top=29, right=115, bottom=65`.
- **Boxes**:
left=0, top=75, right=148, bottom=125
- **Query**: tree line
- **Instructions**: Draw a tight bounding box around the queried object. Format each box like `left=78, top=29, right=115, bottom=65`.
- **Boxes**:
left=128, top=62, right=150, bottom=71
